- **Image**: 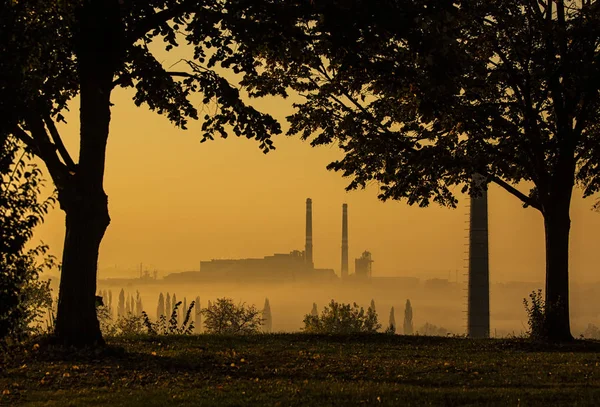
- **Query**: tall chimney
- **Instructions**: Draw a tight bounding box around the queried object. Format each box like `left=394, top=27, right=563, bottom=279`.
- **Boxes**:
left=341, top=203, right=349, bottom=279
left=305, top=198, right=314, bottom=268
left=467, top=173, right=490, bottom=339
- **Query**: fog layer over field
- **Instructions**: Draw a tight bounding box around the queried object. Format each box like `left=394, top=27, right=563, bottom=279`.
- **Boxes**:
left=89, top=278, right=600, bottom=337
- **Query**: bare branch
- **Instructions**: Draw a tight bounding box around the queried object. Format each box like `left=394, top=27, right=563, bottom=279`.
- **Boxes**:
left=43, top=114, right=76, bottom=169
left=14, top=119, right=69, bottom=190
left=12, top=125, right=39, bottom=155
left=487, top=174, right=542, bottom=211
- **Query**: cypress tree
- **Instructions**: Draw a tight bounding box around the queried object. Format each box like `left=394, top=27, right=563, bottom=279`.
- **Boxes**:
left=118, top=289, right=125, bottom=317
left=370, top=299, right=376, bottom=313
left=135, top=291, right=143, bottom=317
left=311, top=303, right=318, bottom=317
left=262, top=298, right=272, bottom=333
left=195, top=296, right=201, bottom=333
left=404, top=299, right=413, bottom=335
left=125, top=293, right=131, bottom=315
left=388, top=307, right=396, bottom=334
left=108, top=290, right=113, bottom=317
left=157, top=293, right=165, bottom=320
left=166, top=292, right=171, bottom=317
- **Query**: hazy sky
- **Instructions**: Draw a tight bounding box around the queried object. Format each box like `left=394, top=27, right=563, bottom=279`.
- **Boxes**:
left=32, top=46, right=600, bottom=284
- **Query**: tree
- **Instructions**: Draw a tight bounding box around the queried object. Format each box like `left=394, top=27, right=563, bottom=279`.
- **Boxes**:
left=387, top=307, right=396, bottom=334
left=303, top=300, right=381, bottom=334
left=194, top=296, right=201, bottom=333
left=228, top=0, right=600, bottom=341
left=201, top=298, right=262, bottom=335
left=117, top=289, right=125, bottom=318
left=3, top=0, right=282, bottom=346
left=262, top=298, right=272, bottom=333
left=166, top=293, right=171, bottom=318
left=0, top=135, right=55, bottom=343
left=107, top=290, right=113, bottom=317
left=125, top=294, right=131, bottom=316
left=156, top=292, right=165, bottom=321
left=311, top=303, right=318, bottom=317
left=135, top=291, right=143, bottom=317
left=417, top=322, right=449, bottom=337
left=404, top=300, right=413, bottom=336
left=369, top=299, right=376, bottom=314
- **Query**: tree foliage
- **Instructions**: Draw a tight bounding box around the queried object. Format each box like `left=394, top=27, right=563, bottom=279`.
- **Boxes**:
left=0, top=136, right=55, bottom=343
left=1, top=0, right=284, bottom=346
left=201, top=298, right=263, bottom=335
left=223, top=0, right=600, bottom=341
left=303, top=300, right=381, bottom=334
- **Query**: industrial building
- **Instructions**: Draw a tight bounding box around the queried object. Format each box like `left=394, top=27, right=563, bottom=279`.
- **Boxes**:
left=163, top=198, right=369, bottom=283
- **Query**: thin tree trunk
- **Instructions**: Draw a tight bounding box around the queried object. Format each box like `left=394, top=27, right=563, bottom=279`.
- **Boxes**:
left=543, top=200, right=573, bottom=342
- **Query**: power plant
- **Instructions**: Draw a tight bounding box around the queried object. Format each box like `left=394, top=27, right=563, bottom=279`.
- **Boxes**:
left=163, top=198, right=372, bottom=283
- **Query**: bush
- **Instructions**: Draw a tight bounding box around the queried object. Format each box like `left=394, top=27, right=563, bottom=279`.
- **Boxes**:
left=201, top=298, right=262, bottom=334
left=523, top=289, right=546, bottom=339
left=416, top=322, right=449, bottom=336
left=97, top=300, right=196, bottom=336
left=0, top=137, right=55, bottom=344
left=583, top=323, right=600, bottom=340
left=302, top=300, right=381, bottom=334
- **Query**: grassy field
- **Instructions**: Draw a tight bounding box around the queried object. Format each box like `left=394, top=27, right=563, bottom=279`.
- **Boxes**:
left=2, top=334, right=600, bottom=406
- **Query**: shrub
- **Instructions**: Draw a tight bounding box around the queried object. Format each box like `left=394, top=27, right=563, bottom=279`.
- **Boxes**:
left=97, top=305, right=118, bottom=336
left=0, top=137, right=55, bottom=344
left=523, top=289, right=546, bottom=339
left=583, top=323, right=600, bottom=340
left=145, top=301, right=195, bottom=335
left=201, top=298, right=262, bottom=334
left=416, top=322, right=449, bottom=336
left=302, top=300, right=381, bottom=334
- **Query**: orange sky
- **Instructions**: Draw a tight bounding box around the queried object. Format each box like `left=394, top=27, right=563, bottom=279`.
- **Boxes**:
left=32, top=46, right=600, bottom=284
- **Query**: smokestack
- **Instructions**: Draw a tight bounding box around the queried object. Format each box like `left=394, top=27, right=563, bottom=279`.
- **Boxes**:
left=305, top=198, right=313, bottom=268
left=467, top=173, right=490, bottom=339
left=341, top=203, right=349, bottom=279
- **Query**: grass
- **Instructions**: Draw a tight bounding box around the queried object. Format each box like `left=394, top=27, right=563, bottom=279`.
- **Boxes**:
left=2, top=334, right=600, bottom=406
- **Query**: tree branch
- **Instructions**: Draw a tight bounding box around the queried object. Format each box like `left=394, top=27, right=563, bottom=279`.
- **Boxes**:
left=12, top=125, right=39, bottom=155
left=487, top=174, right=542, bottom=211
left=14, top=120, right=69, bottom=191
left=43, top=114, right=76, bottom=169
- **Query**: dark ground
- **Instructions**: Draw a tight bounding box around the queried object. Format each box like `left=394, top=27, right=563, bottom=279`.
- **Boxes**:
left=2, top=334, right=600, bottom=406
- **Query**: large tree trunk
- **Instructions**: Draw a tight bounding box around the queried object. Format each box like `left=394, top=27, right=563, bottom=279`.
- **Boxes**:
left=54, top=0, right=121, bottom=346
left=542, top=195, right=574, bottom=342
left=54, top=193, right=110, bottom=346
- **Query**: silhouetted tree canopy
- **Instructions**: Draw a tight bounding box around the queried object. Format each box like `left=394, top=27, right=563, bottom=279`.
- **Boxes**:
left=1, top=0, right=283, bottom=346
left=222, top=0, right=600, bottom=341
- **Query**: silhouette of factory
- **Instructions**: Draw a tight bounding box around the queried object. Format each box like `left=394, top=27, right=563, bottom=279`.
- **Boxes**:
left=163, top=198, right=373, bottom=283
